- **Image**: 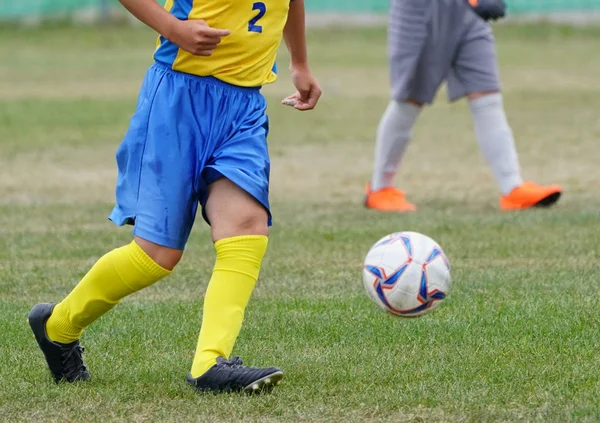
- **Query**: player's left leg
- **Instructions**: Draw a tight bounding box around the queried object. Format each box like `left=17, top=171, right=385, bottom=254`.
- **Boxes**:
left=448, top=12, right=561, bottom=210
left=185, top=85, right=282, bottom=394
left=187, top=177, right=282, bottom=394
left=467, top=90, right=562, bottom=210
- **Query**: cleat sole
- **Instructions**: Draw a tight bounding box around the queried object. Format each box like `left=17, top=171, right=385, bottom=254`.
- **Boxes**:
left=243, top=371, right=284, bottom=394
left=534, top=191, right=561, bottom=208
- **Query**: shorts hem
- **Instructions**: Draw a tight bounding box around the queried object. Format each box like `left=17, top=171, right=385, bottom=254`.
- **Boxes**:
left=392, top=90, right=436, bottom=105
left=132, top=227, right=187, bottom=250
left=109, top=209, right=187, bottom=250
left=448, top=84, right=501, bottom=103
left=108, top=208, right=135, bottom=227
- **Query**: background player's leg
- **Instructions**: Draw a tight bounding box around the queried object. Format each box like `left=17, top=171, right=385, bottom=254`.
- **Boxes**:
left=371, top=0, right=428, bottom=197
left=468, top=91, right=562, bottom=208
left=367, top=0, right=461, bottom=212
left=447, top=14, right=524, bottom=195
left=467, top=91, right=523, bottom=195
left=449, top=16, right=561, bottom=208
left=372, top=0, right=429, bottom=195
left=190, top=177, right=269, bottom=378
left=370, top=99, right=421, bottom=192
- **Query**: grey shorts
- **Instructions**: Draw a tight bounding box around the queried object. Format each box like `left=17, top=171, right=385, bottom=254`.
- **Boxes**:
left=388, top=0, right=501, bottom=104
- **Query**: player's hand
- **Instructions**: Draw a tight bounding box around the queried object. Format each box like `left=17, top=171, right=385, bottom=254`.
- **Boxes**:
left=282, top=66, right=322, bottom=111
left=468, top=0, right=506, bottom=21
left=168, top=20, right=230, bottom=57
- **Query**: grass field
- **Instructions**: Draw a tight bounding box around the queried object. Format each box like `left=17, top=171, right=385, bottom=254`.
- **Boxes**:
left=1, top=23, right=600, bottom=422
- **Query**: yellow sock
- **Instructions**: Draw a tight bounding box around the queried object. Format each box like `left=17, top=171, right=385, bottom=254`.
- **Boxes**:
left=190, top=235, right=268, bottom=378
left=46, top=240, right=171, bottom=344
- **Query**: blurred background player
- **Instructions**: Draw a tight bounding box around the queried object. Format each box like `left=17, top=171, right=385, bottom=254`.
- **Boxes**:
left=365, top=0, right=562, bottom=212
left=28, top=0, right=321, bottom=393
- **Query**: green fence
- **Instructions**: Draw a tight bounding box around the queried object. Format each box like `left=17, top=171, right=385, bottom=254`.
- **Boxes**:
left=2, top=0, right=600, bottom=20
left=0, top=0, right=105, bottom=20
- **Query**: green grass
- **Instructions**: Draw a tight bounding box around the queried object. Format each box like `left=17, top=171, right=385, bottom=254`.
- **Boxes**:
left=1, top=23, right=599, bottom=422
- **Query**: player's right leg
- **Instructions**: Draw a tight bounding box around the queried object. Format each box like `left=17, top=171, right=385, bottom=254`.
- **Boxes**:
left=29, top=63, right=197, bottom=383
left=28, top=239, right=174, bottom=383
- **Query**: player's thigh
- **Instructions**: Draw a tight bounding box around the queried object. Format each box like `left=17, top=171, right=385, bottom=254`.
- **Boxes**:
left=111, top=64, right=200, bottom=252
left=447, top=24, right=501, bottom=101
left=201, top=91, right=270, bottom=242
left=205, top=178, right=269, bottom=242
left=388, top=29, right=438, bottom=102
left=389, top=2, right=459, bottom=104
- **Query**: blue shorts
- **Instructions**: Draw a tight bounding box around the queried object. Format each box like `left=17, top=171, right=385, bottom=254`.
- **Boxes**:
left=109, top=63, right=271, bottom=250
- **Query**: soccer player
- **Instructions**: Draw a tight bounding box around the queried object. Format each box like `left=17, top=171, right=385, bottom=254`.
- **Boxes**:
left=28, top=0, right=321, bottom=393
left=365, top=0, right=562, bottom=212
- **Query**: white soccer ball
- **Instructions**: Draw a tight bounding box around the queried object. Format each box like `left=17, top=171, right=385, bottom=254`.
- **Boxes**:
left=362, top=231, right=451, bottom=317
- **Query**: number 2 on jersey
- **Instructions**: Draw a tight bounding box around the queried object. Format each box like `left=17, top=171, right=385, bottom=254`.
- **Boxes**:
left=248, top=2, right=266, bottom=33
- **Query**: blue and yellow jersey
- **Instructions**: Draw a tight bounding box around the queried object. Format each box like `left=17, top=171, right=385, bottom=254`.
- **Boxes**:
left=154, top=0, right=291, bottom=87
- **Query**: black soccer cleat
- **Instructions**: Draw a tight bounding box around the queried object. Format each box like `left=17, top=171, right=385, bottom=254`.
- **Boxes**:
left=28, top=303, right=91, bottom=383
left=186, top=356, right=283, bottom=394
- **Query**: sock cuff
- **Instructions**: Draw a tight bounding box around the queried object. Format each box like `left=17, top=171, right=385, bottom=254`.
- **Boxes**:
left=469, top=93, right=503, bottom=111
left=214, top=235, right=268, bottom=250
left=214, top=235, right=268, bottom=277
left=46, top=303, right=84, bottom=344
left=129, top=241, right=172, bottom=278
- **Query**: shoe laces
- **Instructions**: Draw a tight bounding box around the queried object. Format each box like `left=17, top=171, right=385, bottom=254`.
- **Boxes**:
left=218, top=356, right=245, bottom=369
left=61, top=344, right=88, bottom=379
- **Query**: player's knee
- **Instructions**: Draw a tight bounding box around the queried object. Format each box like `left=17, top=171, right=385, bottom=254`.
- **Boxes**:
left=134, top=236, right=183, bottom=271
left=210, top=208, right=269, bottom=243
left=205, top=178, right=269, bottom=242
left=405, top=98, right=423, bottom=108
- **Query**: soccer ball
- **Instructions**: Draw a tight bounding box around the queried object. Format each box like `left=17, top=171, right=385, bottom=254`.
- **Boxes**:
left=362, top=231, right=451, bottom=317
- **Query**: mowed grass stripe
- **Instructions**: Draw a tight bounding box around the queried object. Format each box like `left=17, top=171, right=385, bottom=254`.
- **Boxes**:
left=2, top=296, right=597, bottom=421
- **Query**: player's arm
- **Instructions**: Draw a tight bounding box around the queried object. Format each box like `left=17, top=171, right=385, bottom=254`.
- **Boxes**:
left=281, top=0, right=322, bottom=111
left=118, top=0, right=230, bottom=56
left=283, top=0, right=308, bottom=72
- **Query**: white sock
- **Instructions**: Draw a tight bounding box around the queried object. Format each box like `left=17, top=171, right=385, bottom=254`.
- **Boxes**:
left=371, top=101, right=421, bottom=192
left=469, top=93, right=523, bottom=195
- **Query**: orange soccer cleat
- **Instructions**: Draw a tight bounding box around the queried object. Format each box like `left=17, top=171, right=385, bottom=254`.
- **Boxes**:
left=364, top=185, right=417, bottom=212
left=500, top=181, right=562, bottom=211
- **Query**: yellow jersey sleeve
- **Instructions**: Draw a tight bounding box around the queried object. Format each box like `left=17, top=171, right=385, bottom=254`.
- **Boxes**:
left=154, top=0, right=291, bottom=87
